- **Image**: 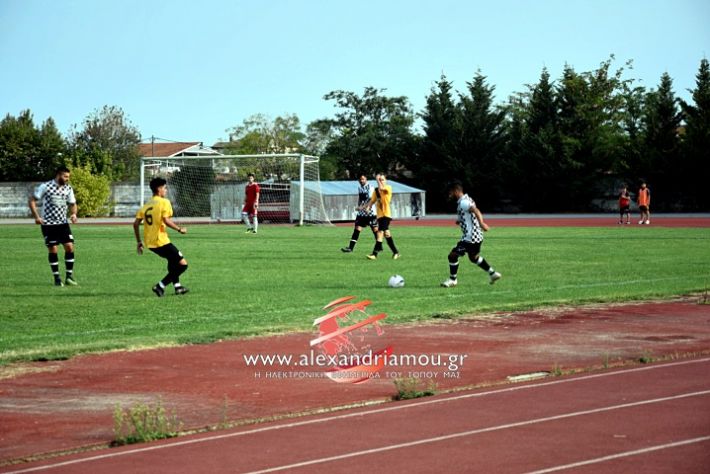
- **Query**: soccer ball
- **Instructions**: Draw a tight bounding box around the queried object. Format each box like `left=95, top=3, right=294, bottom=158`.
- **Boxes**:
left=388, top=274, right=405, bottom=288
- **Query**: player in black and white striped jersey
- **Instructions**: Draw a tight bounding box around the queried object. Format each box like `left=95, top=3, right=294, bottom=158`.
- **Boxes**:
left=441, top=181, right=501, bottom=287
left=341, top=174, right=378, bottom=253
left=28, top=167, right=78, bottom=287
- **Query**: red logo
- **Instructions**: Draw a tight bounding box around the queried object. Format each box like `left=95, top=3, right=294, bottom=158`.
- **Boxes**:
left=310, top=296, right=393, bottom=384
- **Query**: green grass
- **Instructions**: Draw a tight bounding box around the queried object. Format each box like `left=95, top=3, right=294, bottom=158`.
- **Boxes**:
left=1, top=224, right=709, bottom=365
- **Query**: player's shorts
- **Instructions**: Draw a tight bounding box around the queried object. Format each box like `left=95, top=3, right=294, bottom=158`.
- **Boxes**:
left=41, top=224, right=74, bottom=247
left=150, top=243, right=184, bottom=264
left=451, top=240, right=482, bottom=257
left=242, top=203, right=258, bottom=215
left=639, top=205, right=649, bottom=212
left=377, top=217, right=392, bottom=232
left=619, top=205, right=630, bottom=213
left=355, top=215, right=377, bottom=229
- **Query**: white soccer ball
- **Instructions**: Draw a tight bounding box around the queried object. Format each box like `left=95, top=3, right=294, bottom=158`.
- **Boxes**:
left=388, top=274, right=405, bottom=288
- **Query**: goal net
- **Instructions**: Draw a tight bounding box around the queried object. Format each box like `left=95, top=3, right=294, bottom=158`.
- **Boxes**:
left=140, top=154, right=331, bottom=225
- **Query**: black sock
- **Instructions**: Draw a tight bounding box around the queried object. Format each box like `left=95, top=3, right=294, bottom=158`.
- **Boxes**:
left=448, top=254, right=459, bottom=279
left=474, top=256, right=494, bottom=274
left=65, top=252, right=75, bottom=279
left=48, top=253, right=60, bottom=281
left=160, top=274, right=172, bottom=287
left=386, top=236, right=398, bottom=254
left=349, top=229, right=360, bottom=250
left=372, top=241, right=383, bottom=255
left=169, top=263, right=188, bottom=285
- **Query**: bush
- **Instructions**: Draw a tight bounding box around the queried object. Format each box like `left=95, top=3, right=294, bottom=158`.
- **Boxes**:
left=69, top=164, right=111, bottom=217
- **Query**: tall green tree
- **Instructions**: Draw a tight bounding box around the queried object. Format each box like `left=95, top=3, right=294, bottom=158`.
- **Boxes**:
left=456, top=72, right=507, bottom=209
left=68, top=105, right=142, bottom=181
left=225, top=113, right=305, bottom=154
left=643, top=72, right=682, bottom=208
left=680, top=58, right=710, bottom=209
left=318, top=87, right=417, bottom=178
left=0, top=110, right=66, bottom=181
left=416, top=75, right=460, bottom=210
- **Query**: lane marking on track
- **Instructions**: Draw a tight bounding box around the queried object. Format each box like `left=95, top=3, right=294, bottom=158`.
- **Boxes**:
left=525, top=435, right=710, bottom=473
left=243, top=391, right=710, bottom=474
left=4, top=357, right=710, bottom=474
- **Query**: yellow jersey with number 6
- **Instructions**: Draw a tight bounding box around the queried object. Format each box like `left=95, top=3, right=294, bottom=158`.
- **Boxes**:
left=136, top=196, right=173, bottom=248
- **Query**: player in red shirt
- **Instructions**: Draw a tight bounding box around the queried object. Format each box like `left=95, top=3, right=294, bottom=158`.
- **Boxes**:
left=242, top=173, right=260, bottom=233
left=618, top=185, right=631, bottom=224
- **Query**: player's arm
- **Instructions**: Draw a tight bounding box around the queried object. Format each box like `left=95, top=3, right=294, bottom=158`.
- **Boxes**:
left=133, top=218, right=144, bottom=254
left=28, top=196, right=43, bottom=225
left=472, top=205, right=490, bottom=232
left=254, top=191, right=260, bottom=209
left=69, top=203, right=78, bottom=224
left=163, top=216, right=187, bottom=234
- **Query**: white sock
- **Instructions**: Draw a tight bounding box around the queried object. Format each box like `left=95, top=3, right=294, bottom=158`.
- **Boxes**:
left=242, top=212, right=251, bottom=228
left=253, top=215, right=258, bottom=232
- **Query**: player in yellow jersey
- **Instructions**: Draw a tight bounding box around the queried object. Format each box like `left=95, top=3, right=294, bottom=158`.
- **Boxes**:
left=133, top=178, right=189, bottom=297
left=360, top=172, right=400, bottom=260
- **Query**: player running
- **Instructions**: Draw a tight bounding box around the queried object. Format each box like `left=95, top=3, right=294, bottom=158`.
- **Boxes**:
left=361, top=173, right=400, bottom=260
left=28, top=166, right=78, bottom=287
left=441, top=181, right=501, bottom=287
left=242, top=173, right=260, bottom=233
left=133, top=178, right=189, bottom=297
left=341, top=174, right=378, bottom=253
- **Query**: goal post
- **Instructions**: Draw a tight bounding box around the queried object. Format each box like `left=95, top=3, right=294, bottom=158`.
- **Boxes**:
left=140, top=154, right=331, bottom=225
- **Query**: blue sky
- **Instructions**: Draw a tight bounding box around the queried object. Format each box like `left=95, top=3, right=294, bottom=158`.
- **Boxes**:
left=1, top=0, right=708, bottom=145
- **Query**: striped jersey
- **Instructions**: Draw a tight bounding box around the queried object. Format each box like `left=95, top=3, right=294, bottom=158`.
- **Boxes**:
left=34, top=179, right=76, bottom=225
left=357, top=182, right=375, bottom=217
left=457, top=194, right=483, bottom=244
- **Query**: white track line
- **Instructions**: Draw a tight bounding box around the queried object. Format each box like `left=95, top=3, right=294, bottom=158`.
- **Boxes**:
left=244, top=391, right=710, bottom=474
left=4, top=357, right=710, bottom=474
left=525, top=435, right=710, bottom=473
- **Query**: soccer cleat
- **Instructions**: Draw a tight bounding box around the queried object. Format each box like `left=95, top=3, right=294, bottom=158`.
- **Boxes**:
left=392, top=253, right=401, bottom=260
left=175, top=286, right=190, bottom=295
left=366, top=254, right=378, bottom=260
left=54, top=279, right=64, bottom=287
left=626, top=221, right=631, bottom=225
left=618, top=220, right=623, bottom=225
left=251, top=230, right=258, bottom=234
left=341, top=247, right=353, bottom=253
left=152, top=284, right=165, bottom=297
left=644, top=220, right=650, bottom=225
left=441, top=278, right=458, bottom=288
left=65, top=277, right=78, bottom=286
left=245, top=229, right=253, bottom=233
left=489, top=272, right=502, bottom=285
left=639, top=220, right=644, bottom=225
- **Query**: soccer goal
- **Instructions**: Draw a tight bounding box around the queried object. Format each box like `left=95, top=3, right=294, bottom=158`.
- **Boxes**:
left=140, top=154, right=331, bottom=225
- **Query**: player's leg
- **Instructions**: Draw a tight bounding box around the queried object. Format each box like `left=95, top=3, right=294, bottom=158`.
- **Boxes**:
left=63, top=241, right=77, bottom=285
left=618, top=207, right=623, bottom=224
left=342, top=222, right=362, bottom=252
left=441, top=244, right=464, bottom=287
left=367, top=230, right=384, bottom=259
left=384, top=228, right=400, bottom=259
left=47, top=245, right=62, bottom=286
left=170, top=257, right=189, bottom=295
left=645, top=207, right=650, bottom=225
left=639, top=206, right=645, bottom=224
left=242, top=211, right=252, bottom=232
left=252, top=212, right=258, bottom=233
left=468, top=243, right=501, bottom=284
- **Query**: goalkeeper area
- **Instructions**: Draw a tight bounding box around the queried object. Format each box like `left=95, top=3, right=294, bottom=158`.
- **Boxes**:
left=140, top=154, right=331, bottom=225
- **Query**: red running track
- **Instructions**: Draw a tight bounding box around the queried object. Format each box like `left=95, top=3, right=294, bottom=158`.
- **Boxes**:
left=4, top=357, right=709, bottom=474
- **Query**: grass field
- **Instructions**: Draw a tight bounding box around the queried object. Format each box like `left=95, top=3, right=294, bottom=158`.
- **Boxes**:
left=1, top=223, right=709, bottom=365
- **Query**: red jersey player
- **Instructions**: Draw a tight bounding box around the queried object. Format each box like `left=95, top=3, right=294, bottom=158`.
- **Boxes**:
left=242, top=173, right=260, bottom=233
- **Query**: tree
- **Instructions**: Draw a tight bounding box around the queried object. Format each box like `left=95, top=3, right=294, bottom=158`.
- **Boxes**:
left=416, top=75, right=461, bottom=210
left=0, top=110, right=66, bottom=181
left=68, top=105, right=142, bottom=181
left=457, top=71, right=507, bottom=209
left=643, top=72, right=682, bottom=208
left=225, top=113, right=305, bottom=154
left=319, top=87, right=417, bottom=178
left=680, top=58, right=710, bottom=210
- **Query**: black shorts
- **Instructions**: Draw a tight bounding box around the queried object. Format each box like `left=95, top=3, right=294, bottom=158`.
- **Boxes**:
left=639, top=205, right=649, bottom=212
left=377, top=217, right=392, bottom=232
left=619, top=205, right=630, bottom=213
left=355, top=215, right=377, bottom=229
left=149, top=243, right=184, bottom=264
left=41, top=224, right=74, bottom=247
left=451, top=240, right=482, bottom=257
